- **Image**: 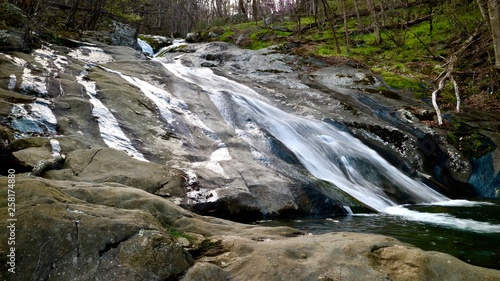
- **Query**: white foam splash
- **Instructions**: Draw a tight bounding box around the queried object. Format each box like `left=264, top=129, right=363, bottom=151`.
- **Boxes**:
left=426, top=199, right=495, bottom=207
left=33, top=47, right=69, bottom=73
left=50, top=139, right=62, bottom=157
left=154, top=39, right=187, bottom=57
left=183, top=169, right=198, bottom=186
left=2, top=53, right=27, bottom=67
left=384, top=205, right=500, bottom=233
left=187, top=187, right=219, bottom=203
left=210, top=144, right=231, bottom=161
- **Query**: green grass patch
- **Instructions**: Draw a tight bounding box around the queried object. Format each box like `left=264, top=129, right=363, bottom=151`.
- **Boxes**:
left=316, top=44, right=340, bottom=56
left=168, top=227, right=193, bottom=242
left=373, top=68, right=422, bottom=91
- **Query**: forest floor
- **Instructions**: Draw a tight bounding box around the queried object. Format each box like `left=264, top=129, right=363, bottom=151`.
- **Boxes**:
left=200, top=2, right=500, bottom=116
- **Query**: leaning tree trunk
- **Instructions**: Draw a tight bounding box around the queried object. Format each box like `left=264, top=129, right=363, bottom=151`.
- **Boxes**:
left=321, top=0, right=341, bottom=53
left=87, top=0, right=106, bottom=30
left=431, top=27, right=481, bottom=125
left=353, top=0, right=364, bottom=30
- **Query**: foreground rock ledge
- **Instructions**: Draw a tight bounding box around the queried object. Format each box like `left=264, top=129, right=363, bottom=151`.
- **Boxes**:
left=0, top=176, right=499, bottom=281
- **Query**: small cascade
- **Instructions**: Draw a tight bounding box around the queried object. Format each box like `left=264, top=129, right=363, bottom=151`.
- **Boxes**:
left=137, top=38, right=154, bottom=56
left=154, top=39, right=188, bottom=57
left=104, top=67, right=233, bottom=179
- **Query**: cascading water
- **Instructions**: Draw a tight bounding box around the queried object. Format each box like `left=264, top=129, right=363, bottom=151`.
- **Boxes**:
left=160, top=58, right=500, bottom=233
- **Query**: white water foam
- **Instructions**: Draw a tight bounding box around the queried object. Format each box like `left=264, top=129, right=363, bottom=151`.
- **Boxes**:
left=33, top=46, right=69, bottom=73
left=20, top=67, right=47, bottom=96
left=8, top=74, right=16, bottom=90
left=425, top=199, right=495, bottom=207
left=50, top=139, right=62, bottom=157
left=154, top=39, right=188, bottom=57
left=384, top=205, right=500, bottom=233
left=2, top=53, right=27, bottom=67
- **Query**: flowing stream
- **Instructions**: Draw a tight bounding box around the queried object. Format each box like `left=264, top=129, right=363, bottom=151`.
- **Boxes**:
left=160, top=58, right=500, bottom=234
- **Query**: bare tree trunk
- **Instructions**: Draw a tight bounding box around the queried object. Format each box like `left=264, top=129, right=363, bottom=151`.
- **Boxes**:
left=87, top=0, right=107, bottom=30
left=477, top=0, right=490, bottom=24
left=321, top=0, right=341, bottom=53
left=367, top=0, right=381, bottom=44
left=379, top=1, right=385, bottom=26
left=353, top=0, right=364, bottom=29
left=431, top=28, right=481, bottom=125
left=252, top=0, right=259, bottom=24
left=65, top=0, right=80, bottom=27
left=487, top=0, right=500, bottom=69
left=239, top=0, right=246, bottom=15
left=215, top=0, right=224, bottom=18
left=339, top=0, right=350, bottom=52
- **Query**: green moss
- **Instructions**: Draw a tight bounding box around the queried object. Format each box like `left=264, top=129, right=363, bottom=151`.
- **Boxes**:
left=219, top=30, right=235, bottom=42
left=316, top=44, right=339, bottom=56
left=372, top=68, right=422, bottom=91
left=167, top=227, right=193, bottom=242
left=196, top=1, right=488, bottom=102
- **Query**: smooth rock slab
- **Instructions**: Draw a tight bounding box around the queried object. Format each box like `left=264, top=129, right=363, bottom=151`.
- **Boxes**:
left=193, top=233, right=500, bottom=281
left=0, top=176, right=193, bottom=281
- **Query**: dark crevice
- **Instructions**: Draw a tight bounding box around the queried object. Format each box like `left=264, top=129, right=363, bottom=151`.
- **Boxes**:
left=370, top=244, right=392, bottom=253
left=76, top=148, right=102, bottom=176
left=98, top=233, right=136, bottom=257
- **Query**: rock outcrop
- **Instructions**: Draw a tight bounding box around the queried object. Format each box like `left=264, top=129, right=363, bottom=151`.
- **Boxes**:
left=0, top=176, right=193, bottom=280
left=1, top=175, right=499, bottom=280
left=1, top=15, right=500, bottom=279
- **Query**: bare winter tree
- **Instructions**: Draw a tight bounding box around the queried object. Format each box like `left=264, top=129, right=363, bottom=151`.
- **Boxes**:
left=487, top=0, right=500, bottom=69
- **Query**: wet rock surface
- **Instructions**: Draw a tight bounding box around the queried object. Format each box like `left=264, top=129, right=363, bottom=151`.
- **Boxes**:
left=1, top=37, right=500, bottom=280
left=2, top=176, right=499, bottom=280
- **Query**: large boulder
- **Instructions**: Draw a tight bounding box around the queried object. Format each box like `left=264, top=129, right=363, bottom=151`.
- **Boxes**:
left=186, top=232, right=500, bottom=281
left=0, top=176, right=193, bottom=280
left=0, top=2, right=28, bottom=52
left=43, top=147, right=187, bottom=196
left=84, top=21, right=141, bottom=50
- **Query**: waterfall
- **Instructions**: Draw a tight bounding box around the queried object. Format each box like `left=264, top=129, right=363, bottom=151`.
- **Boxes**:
left=161, top=60, right=448, bottom=212
left=160, top=60, right=500, bottom=232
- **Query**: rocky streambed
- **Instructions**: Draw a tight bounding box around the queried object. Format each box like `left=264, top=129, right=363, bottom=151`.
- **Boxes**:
left=1, top=35, right=500, bottom=280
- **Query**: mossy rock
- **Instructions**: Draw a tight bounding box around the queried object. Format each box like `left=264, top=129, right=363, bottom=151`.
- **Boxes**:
left=447, top=121, right=497, bottom=159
